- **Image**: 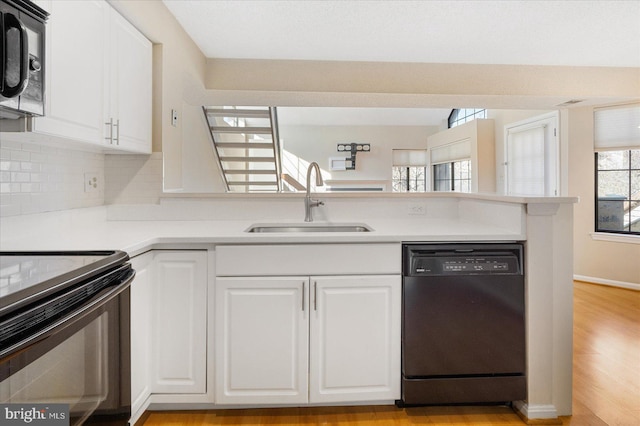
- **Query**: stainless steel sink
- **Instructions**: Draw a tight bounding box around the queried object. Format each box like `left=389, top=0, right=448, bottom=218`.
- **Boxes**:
left=245, top=223, right=372, bottom=233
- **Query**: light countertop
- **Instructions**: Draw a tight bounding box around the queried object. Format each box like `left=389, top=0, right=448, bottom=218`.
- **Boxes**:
left=1, top=210, right=524, bottom=257
left=1, top=194, right=578, bottom=256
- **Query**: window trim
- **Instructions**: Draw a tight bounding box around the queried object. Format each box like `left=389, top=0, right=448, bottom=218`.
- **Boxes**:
left=590, top=232, right=640, bottom=245
left=594, top=150, right=640, bottom=236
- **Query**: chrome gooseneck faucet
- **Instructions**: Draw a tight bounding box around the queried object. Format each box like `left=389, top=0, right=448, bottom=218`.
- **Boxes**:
left=304, top=162, right=324, bottom=222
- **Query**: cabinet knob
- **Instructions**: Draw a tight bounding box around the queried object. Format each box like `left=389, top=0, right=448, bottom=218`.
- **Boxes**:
left=29, top=58, right=42, bottom=72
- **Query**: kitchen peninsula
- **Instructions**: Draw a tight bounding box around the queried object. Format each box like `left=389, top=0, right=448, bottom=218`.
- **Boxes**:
left=0, top=192, right=576, bottom=424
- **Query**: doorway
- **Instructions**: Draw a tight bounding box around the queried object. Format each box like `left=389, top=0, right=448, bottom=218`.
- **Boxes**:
left=505, top=112, right=559, bottom=196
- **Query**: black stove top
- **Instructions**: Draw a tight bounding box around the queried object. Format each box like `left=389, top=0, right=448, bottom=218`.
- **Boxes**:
left=0, top=251, right=129, bottom=314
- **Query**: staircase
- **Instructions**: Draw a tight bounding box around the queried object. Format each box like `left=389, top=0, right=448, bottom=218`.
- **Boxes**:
left=203, top=106, right=282, bottom=192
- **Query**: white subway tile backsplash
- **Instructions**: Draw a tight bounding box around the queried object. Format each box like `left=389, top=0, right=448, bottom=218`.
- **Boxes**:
left=30, top=152, right=46, bottom=163
left=0, top=138, right=163, bottom=217
left=12, top=172, right=30, bottom=183
left=10, top=150, right=30, bottom=161
left=0, top=141, right=106, bottom=217
left=104, top=153, right=163, bottom=205
left=0, top=140, right=20, bottom=150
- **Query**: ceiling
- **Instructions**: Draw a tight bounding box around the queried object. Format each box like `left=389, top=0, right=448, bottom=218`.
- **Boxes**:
left=162, top=0, right=640, bottom=68
left=162, top=0, right=639, bottom=126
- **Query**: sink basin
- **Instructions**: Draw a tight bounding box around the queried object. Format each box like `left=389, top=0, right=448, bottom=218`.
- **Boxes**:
left=245, top=223, right=372, bottom=233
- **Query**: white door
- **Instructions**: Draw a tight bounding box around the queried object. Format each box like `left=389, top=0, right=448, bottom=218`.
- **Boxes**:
left=505, top=113, right=559, bottom=196
left=309, top=275, right=401, bottom=403
left=108, top=8, right=152, bottom=153
left=151, top=251, right=208, bottom=394
left=215, top=277, right=309, bottom=404
left=32, top=0, right=109, bottom=145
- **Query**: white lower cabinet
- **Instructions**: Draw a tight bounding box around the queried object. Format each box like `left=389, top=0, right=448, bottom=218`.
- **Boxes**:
left=129, top=251, right=153, bottom=419
left=215, top=274, right=401, bottom=405
left=215, top=277, right=309, bottom=405
left=129, top=250, right=208, bottom=423
left=310, top=276, right=401, bottom=403
left=151, top=251, right=208, bottom=394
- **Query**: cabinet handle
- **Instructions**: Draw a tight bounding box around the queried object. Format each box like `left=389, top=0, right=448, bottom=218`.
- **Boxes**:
left=104, top=118, right=113, bottom=144
left=314, top=282, right=317, bottom=311
left=113, top=119, right=120, bottom=145
left=302, top=281, right=305, bottom=311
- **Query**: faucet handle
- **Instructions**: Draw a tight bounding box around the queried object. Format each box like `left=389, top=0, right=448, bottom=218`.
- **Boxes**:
left=309, top=198, right=324, bottom=208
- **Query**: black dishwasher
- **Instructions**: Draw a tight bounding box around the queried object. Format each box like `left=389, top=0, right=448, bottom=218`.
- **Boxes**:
left=401, top=243, right=526, bottom=405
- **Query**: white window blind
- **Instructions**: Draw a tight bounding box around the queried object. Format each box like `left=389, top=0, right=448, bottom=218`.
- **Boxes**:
left=430, top=139, right=471, bottom=164
left=507, top=126, right=545, bottom=196
left=594, top=105, right=640, bottom=150
left=392, top=149, right=427, bottom=166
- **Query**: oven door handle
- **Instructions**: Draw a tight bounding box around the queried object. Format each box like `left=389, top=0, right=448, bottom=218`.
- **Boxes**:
left=1, top=12, right=29, bottom=98
left=0, top=268, right=134, bottom=359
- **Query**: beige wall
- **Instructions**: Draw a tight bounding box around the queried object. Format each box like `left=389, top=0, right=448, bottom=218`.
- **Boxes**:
left=109, top=0, right=207, bottom=190
left=426, top=119, right=495, bottom=193
left=568, top=106, right=640, bottom=286
left=280, top=125, right=438, bottom=190
left=205, top=59, right=639, bottom=110
left=107, top=1, right=639, bottom=285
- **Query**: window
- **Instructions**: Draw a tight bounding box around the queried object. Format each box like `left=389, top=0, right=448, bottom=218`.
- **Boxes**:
left=430, top=138, right=472, bottom=192
left=448, top=109, right=486, bottom=128
left=392, top=150, right=427, bottom=192
left=392, top=167, right=426, bottom=192
left=594, top=105, right=640, bottom=235
left=505, top=113, right=558, bottom=196
left=433, top=160, right=472, bottom=192
left=595, top=150, right=640, bottom=234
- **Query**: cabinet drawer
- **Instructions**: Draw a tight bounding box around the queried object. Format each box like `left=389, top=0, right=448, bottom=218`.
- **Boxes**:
left=216, top=244, right=400, bottom=276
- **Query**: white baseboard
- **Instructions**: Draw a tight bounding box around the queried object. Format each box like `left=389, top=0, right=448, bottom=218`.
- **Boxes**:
left=130, top=395, right=151, bottom=426
left=513, top=401, right=559, bottom=420
left=574, top=275, right=640, bottom=291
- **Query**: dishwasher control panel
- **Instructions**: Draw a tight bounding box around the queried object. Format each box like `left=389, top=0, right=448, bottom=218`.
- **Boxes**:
left=403, top=243, right=523, bottom=276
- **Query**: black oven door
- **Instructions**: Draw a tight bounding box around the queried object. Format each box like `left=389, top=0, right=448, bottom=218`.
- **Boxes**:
left=0, top=267, right=133, bottom=426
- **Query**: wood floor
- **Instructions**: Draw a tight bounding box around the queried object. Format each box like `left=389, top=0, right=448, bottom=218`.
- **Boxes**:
left=143, top=281, right=640, bottom=426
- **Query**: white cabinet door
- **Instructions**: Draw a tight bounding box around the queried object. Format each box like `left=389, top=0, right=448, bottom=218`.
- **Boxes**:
left=31, top=0, right=109, bottom=146
left=151, top=251, right=207, bottom=394
left=108, top=9, right=152, bottom=153
left=129, top=252, right=153, bottom=421
left=309, top=275, right=401, bottom=403
left=215, top=277, right=309, bottom=405
left=30, top=0, right=151, bottom=153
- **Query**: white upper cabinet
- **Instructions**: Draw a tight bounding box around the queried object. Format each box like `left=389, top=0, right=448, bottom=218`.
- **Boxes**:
left=107, top=9, right=152, bottom=153
left=32, top=0, right=109, bottom=146
left=31, top=0, right=151, bottom=153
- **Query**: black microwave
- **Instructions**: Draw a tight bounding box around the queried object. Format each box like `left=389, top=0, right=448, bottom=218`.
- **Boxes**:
left=0, top=0, right=47, bottom=119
